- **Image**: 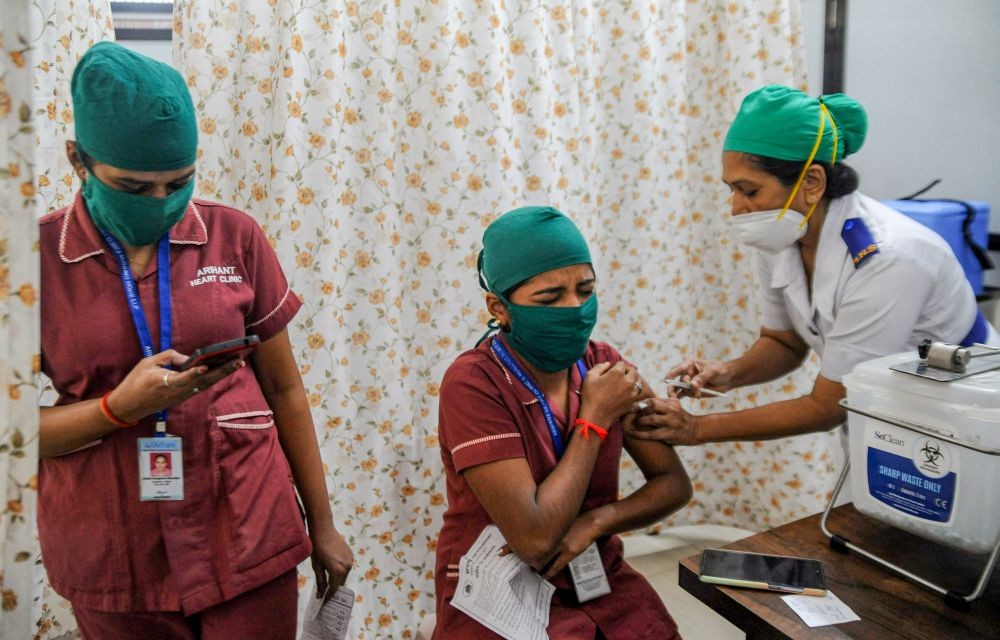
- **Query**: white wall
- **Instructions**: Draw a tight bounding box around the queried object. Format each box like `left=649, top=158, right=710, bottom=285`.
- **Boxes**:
left=800, top=0, right=1000, bottom=289
left=122, top=39, right=171, bottom=64
left=800, top=0, right=827, bottom=96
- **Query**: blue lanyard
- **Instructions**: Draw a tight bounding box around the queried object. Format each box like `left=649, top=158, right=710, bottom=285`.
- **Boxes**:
left=100, top=230, right=172, bottom=434
left=490, top=337, right=587, bottom=459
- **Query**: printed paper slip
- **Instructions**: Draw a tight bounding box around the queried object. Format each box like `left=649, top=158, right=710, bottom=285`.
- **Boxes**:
left=451, top=525, right=555, bottom=640
left=302, top=586, right=354, bottom=640
left=781, top=591, right=860, bottom=628
left=510, top=564, right=553, bottom=629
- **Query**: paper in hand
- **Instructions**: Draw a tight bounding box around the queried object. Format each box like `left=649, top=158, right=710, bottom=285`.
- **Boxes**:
left=450, top=525, right=554, bottom=640
left=302, top=585, right=354, bottom=640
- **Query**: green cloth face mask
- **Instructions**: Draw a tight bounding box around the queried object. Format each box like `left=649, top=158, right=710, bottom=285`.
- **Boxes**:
left=503, top=294, right=599, bottom=372
left=83, top=170, right=193, bottom=247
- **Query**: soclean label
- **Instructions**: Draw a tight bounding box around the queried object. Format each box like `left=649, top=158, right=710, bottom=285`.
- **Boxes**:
left=865, top=422, right=958, bottom=524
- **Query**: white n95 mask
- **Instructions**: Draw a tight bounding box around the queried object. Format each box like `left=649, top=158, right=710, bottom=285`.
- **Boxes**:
left=730, top=209, right=807, bottom=254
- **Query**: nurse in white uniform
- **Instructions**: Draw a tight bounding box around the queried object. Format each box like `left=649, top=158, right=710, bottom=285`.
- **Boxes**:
left=631, top=84, right=1000, bottom=446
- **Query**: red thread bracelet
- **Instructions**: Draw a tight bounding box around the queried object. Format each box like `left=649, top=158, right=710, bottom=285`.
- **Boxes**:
left=100, top=392, right=136, bottom=428
left=574, top=418, right=608, bottom=442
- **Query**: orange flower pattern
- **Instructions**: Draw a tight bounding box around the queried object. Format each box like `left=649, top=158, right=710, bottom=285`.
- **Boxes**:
left=2, top=2, right=115, bottom=638
left=31, top=1, right=115, bottom=213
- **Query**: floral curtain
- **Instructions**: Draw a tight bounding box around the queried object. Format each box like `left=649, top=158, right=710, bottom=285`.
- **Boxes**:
left=171, top=0, right=832, bottom=638
left=0, top=6, right=42, bottom=637
left=3, top=2, right=114, bottom=639
left=32, top=1, right=116, bottom=214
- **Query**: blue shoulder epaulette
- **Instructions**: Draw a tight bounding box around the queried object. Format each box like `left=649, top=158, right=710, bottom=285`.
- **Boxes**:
left=841, top=217, right=879, bottom=268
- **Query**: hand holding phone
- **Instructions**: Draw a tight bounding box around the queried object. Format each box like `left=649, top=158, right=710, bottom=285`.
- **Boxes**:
left=179, top=335, right=260, bottom=371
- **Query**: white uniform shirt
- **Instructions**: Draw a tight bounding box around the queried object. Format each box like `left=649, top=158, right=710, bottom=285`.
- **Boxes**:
left=753, top=191, right=999, bottom=383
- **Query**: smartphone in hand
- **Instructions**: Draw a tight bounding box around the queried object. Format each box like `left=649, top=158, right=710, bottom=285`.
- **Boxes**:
left=179, top=335, right=261, bottom=371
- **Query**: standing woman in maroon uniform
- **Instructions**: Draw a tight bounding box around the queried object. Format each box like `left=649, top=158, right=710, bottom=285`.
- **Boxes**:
left=433, top=206, right=692, bottom=639
left=38, top=42, right=352, bottom=639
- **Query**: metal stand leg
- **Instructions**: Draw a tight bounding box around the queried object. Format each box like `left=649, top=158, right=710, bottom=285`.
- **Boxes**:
left=820, top=460, right=1000, bottom=610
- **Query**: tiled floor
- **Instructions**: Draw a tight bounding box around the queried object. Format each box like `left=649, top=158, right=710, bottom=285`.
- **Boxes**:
left=623, top=527, right=749, bottom=640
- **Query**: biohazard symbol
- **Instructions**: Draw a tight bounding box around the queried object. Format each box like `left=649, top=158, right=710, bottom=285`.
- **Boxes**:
left=921, top=441, right=943, bottom=467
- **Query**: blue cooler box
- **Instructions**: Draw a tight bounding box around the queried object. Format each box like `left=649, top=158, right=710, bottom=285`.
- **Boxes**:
left=883, top=199, right=990, bottom=295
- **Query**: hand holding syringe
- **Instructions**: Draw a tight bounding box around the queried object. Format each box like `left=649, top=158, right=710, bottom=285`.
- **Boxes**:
left=664, top=378, right=728, bottom=398
left=663, top=358, right=733, bottom=399
left=632, top=379, right=725, bottom=414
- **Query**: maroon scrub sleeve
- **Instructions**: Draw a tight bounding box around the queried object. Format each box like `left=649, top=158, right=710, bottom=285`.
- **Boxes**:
left=242, top=222, right=302, bottom=341
left=440, top=358, right=527, bottom=473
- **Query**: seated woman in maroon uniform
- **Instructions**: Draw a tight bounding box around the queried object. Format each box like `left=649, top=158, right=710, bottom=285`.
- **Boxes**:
left=433, top=206, right=692, bottom=639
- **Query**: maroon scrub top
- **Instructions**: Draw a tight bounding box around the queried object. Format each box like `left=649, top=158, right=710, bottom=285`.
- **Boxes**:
left=39, top=193, right=311, bottom=614
left=433, top=335, right=680, bottom=639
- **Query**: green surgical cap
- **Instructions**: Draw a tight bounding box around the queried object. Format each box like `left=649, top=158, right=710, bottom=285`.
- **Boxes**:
left=71, top=41, right=197, bottom=172
left=723, top=84, right=867, bottom=163
left=479, top=206, right=592, bottom=295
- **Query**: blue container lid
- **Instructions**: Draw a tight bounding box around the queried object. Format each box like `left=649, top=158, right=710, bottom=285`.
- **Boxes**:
left=883, top=200, right=989, bottom=220
left=882, top=199, right=990, bottom=296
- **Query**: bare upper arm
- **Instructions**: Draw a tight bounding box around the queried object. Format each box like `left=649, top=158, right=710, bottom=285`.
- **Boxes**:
left=248, top=328, right=300, bottom=395
left=624, top=419, right=690, bottom=486
left=621, top=415, right=693, bottom=513
left=462, top=457, right=543, bottom=545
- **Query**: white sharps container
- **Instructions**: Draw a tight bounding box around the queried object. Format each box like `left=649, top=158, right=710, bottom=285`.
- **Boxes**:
left=835, top=349, right=1000, bottom=606
left=843, top=351, right=1000, bottom=553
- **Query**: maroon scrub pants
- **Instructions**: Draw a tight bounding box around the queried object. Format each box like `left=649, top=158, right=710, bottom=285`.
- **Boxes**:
left=73, top=569, right=298, bottom=640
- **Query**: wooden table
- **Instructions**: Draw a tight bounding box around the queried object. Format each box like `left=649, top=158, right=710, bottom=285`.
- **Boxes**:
left=678, top=505, right=999, bottom=639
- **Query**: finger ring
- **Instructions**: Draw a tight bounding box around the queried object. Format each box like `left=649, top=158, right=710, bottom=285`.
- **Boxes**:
left=191, top=387, right=201, bottom=395
left=634, top=381, right=644, bottom=396
left=163, top=372, right=173, bottom=388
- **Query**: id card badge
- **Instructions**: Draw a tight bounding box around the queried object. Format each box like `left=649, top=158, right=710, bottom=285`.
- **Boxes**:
left=569, top=542, right=611, bottom=603
left=138, top=436, right=184, bottom=501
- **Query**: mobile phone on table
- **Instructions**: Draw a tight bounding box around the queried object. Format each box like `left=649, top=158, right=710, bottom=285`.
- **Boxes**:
left=699, top=548, right=827, bottom=596
left=179, top=335, right=260, bottom=371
